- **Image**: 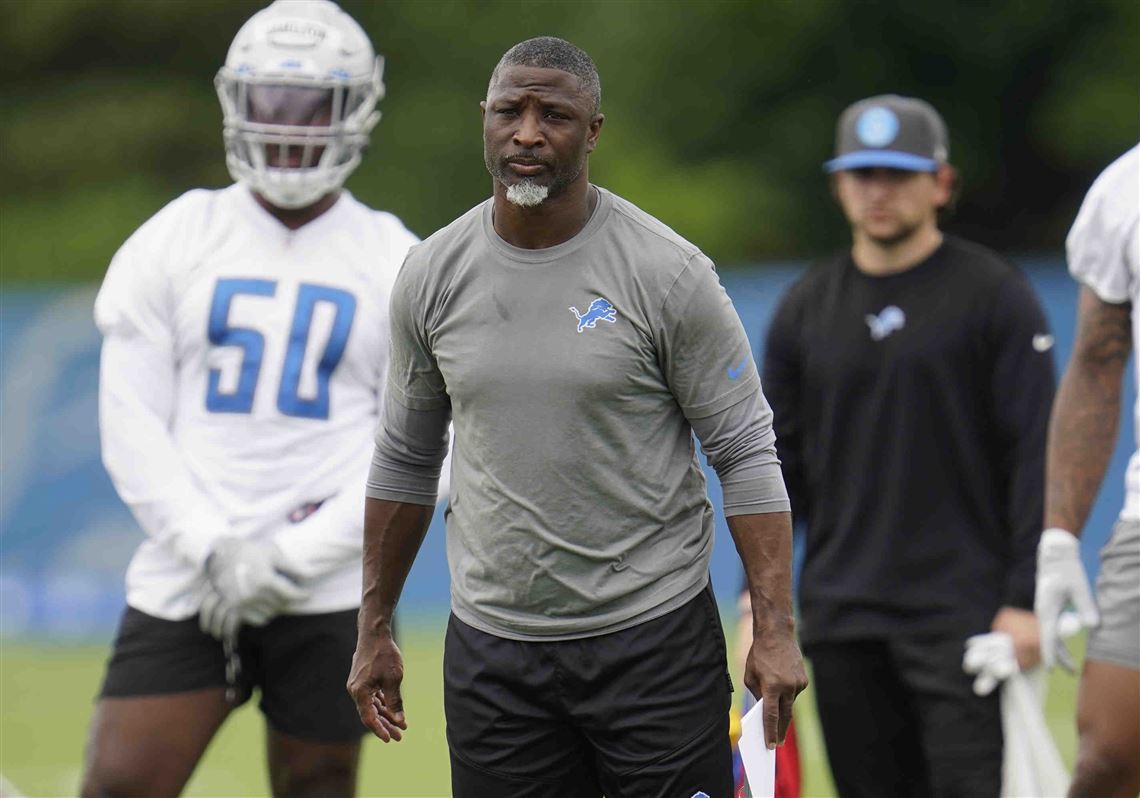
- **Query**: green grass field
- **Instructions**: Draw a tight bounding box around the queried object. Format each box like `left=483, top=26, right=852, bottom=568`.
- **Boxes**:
left=0, top=621, right=1084, bottom=797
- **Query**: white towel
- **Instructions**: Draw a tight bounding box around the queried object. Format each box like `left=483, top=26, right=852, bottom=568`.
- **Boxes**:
left=963, top=632, right=1071, bottom=797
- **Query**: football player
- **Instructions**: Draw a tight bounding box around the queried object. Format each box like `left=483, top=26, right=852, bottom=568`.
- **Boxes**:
left=1037, top=144, right=1140, bottom=798
left=79, top=3, right=440, bottom=796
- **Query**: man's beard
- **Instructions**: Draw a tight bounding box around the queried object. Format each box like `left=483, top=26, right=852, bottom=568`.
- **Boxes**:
left=861, top=216, right=924, bottom=248
left=504, top=180, right=550, bottom=207
left=485, top=148, right=583, bottom=208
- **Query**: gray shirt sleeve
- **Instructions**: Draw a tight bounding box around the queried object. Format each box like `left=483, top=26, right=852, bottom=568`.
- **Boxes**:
left=656, top=253, right=763, bottom=417
left=366, top=389, right=451, bottom=506
left=386, top=246, right=450, bottom=411
left=689, top=386, right=791, bottom=516
left=366, top=250, right=451, bottom=506
left=656, top=252, right=789, bottom=515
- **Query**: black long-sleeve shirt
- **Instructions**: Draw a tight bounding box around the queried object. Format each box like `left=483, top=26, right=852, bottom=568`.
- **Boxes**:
left=763, top=235, right=1055, bottom=645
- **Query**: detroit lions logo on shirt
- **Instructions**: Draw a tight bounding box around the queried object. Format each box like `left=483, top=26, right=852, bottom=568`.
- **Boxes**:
left=569, top=297, right=618, bottom=333
left=865, top=305, right=906, bottom=341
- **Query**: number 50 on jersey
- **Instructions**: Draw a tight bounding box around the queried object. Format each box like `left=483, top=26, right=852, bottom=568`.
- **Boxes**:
left=206, top=278, right=356, bottom=420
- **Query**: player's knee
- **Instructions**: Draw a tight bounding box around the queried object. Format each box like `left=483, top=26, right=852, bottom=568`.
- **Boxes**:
left=1071, top=731, right=1140, bottom=798
left=83, top=735, right=196, bottom=798
left=80, top=758, right=146, bottom=798
left=273, top=755, right=357, bottom=798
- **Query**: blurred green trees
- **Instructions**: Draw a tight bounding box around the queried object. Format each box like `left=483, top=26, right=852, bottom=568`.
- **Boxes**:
left=2, top=0, right=1137, bottom=282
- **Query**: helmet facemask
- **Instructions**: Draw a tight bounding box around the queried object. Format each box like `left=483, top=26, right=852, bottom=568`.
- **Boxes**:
left=216, top=57, right=383, bottom=209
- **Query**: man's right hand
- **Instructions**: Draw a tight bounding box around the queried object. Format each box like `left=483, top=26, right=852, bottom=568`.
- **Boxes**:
left=347, top=622, right=408, bottom=742
left=1035, top=528, right=1100, bottom=670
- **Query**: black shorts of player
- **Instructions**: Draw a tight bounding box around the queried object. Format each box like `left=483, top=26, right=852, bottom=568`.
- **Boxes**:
left=99, top=605, right=365, bottom=743
left=445, top=583, right=734, bottom=798
left=805, top=636, right=1002, bottom=798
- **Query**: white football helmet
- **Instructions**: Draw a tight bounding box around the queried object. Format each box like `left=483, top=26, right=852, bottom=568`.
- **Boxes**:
left=216, top=0, right=384, bottom=209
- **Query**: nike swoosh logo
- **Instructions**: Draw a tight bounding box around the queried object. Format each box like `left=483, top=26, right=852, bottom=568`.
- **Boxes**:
left=727, top=356, right=748, bottom=380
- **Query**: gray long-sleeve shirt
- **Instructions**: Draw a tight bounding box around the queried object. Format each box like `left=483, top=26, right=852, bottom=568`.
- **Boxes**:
left=368, top=187, right=789, bottom=640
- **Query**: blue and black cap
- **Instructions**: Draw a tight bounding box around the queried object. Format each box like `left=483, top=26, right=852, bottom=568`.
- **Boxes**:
left=824, top=94, right=949, bottom=173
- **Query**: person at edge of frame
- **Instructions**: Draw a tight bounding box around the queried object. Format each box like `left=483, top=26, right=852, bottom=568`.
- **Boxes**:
left=80, top=3, right=446, bottom=796
left=1036, top=143, right=1140, bottom=798
left=761, top=94, right=1056, bottom=798
left=347, top=35, right=807, bottom=798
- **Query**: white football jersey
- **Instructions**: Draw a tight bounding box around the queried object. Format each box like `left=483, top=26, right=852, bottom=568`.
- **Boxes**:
left=95, top=184, right=423, bottom=619
left=1066, top=144, right=1140, bottom=520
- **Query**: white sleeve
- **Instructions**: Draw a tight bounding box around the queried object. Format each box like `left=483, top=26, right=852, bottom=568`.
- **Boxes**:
left=96, top=231, right=231, bottom=568
left=271, top=446, right=371, bottom=580
left=271, top=426, right=452, bottom=582
left=1066, top=148, right=1139, bottom=304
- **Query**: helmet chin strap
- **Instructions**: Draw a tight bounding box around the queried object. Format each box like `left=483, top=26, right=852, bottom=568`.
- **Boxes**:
left=226, top=135, right=359, bottom=211
left=260, top=192, right=324, bottom=211
left=256, top=174, right=330, bottom=209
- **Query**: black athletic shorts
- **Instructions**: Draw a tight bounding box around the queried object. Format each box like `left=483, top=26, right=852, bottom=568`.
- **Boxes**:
left=99, top=605, right=365, bottom=742
left=444, top=583, right=734, bottom=798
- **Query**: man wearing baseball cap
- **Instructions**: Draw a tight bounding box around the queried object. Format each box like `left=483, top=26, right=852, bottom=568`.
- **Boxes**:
left=761, top=95, right=1057, bottom=796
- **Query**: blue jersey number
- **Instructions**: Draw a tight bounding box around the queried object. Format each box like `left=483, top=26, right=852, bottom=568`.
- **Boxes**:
left=205, top=279, right=357, bottom=419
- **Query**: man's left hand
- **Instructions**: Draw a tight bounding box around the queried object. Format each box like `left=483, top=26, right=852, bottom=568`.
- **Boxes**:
left=743, top=624, right=808, bottom=750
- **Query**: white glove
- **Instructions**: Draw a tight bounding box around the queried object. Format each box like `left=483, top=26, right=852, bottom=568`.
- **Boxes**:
left=1035, top=528, right=1100, bottom=671
left=963, top=632, right=1018, bottom=696
left=199, top=537, right=307, bottom=641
